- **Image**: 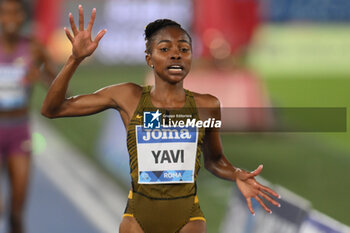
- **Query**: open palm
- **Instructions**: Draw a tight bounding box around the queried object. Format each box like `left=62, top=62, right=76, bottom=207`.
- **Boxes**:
left=236, top=165, right=281, bottom=215
left=64, top=5, right=106, bottom=61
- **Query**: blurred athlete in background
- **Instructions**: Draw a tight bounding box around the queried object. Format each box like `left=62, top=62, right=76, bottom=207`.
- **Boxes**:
left=0, top=0, right=56, bottom=232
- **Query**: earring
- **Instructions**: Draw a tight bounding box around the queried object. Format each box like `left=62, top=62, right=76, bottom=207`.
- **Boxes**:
left=151, top=65, right=154, bottom=68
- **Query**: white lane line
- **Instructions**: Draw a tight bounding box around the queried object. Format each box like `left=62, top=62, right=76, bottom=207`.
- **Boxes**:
left=32, top=114, right=127, bottom=233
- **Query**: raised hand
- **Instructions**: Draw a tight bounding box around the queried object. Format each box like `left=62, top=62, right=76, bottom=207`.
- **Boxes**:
left=64, top=5, right=106, bottom=61
left=235, top=165, right=281, bottom=215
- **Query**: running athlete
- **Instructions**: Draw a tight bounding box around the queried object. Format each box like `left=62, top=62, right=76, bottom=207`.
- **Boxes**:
left=41, top=6, right=281, bottom=233
left=0, top=0, right=56, bottom=232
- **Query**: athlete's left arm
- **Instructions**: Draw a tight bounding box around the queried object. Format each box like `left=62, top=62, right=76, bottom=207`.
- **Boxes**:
left=197, top=95, right=241, bottom=181
left=31, top=40, right=57, bottom=88
left=197, top=94, right=281, bottom=215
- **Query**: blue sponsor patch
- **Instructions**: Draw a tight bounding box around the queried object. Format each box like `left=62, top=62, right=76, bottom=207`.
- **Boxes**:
left=139, top=170, right=193, bottom=183
left=136, top=126, right=197, bottom=143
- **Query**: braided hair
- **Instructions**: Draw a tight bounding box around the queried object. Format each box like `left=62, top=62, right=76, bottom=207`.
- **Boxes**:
left=0, top=0, right=27, bottom=14
left=144, top=19, right=192, bottom=54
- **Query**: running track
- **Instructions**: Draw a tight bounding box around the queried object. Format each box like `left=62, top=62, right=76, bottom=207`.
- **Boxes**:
left=0, top=114, right=126, bottom=233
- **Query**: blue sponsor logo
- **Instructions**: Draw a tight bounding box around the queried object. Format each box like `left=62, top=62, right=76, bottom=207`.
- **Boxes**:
left=136, top=126, right=197, bottom=143
left=143, top=110, right=161, bottom=129
left=139, top=170, right=193, bottom=183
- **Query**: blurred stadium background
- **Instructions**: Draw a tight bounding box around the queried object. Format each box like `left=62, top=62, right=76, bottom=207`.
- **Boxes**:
left=5, top=0, right=350, bottom=232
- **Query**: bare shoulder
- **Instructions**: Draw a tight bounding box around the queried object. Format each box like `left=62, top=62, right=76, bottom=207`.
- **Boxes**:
left=99, top=82, right=142, bottom=100
left=29, top=37, right=43, bottom=53
left=105, top=82, right=142, bottom=95
left=192, top=92, right=221, bottom=109
left=28, top=37, right=49, bottom=62
left=98, top=82, right=143, bottom=112
left=191, top=91, right=221, bottom=120
left=29, top=37, right=42, bottom=49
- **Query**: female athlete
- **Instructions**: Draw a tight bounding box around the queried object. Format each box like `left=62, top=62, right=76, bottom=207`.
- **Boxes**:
left=41, top=5, right=281, bottom=233
left=0, top=0, right=56, bottom=232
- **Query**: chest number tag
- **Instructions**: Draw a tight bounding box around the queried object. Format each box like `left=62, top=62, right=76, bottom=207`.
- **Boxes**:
left=0, top=64, right=27, bottom=109
left=136, top=125, right=198, bottom=184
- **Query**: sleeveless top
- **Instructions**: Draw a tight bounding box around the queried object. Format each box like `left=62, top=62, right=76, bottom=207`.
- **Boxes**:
left=127, top=86, right=205, bottom=200
left=0, top=36, right=32, bottom=111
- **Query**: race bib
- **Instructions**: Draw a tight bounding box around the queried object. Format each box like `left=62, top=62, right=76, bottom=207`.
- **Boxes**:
left=136, top=125, right=198, bottom=184
left=0, top=64, right=27, bottom=109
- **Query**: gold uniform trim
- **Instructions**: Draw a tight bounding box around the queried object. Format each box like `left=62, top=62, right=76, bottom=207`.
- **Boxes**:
left=128, top=190, right=133, bottom=199
left=123, top=214, right=206, bottom=223
left=189, top=217, right=206, bottom=222
left=123, top=213, right=134, bottom=218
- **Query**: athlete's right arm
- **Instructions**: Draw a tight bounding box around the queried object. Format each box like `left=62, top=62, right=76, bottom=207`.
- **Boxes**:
left=41, top=5, right=121, bottom=118
left=41, top=58, right=137, bottom=118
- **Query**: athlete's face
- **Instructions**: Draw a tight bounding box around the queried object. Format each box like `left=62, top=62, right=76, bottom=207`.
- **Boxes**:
left=146, top=26, right=192, bottom=84
left=0, top=1, right=25, bottom=36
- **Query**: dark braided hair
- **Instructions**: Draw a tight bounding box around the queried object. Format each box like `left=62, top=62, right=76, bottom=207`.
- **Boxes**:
left=0, top=0, right=24, bottom=6
left=144, top=19, right=192, bottom=54
left=0, top=0, right=26, bottom=12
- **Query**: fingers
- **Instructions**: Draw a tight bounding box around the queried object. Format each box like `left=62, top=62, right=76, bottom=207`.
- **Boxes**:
left=69, top=13, right=78, bottom=36
left=255, top=196, right=272, bottom=214
left=78, top=4, right=84, bottom=31
left=94, top=29, right=107, bottom=43
left=259, top=184, right=281, bottom=199
left=250, top=164, right=263, bottom=177
left=87, top=8, right=96, bottom=32
left=242, top=164, right=263, bottom=180
left=259, top=191, right=281, bottom=208
left=64, top=27, right=74, bottom=43
left=246, top=198, right=255, bottom=216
